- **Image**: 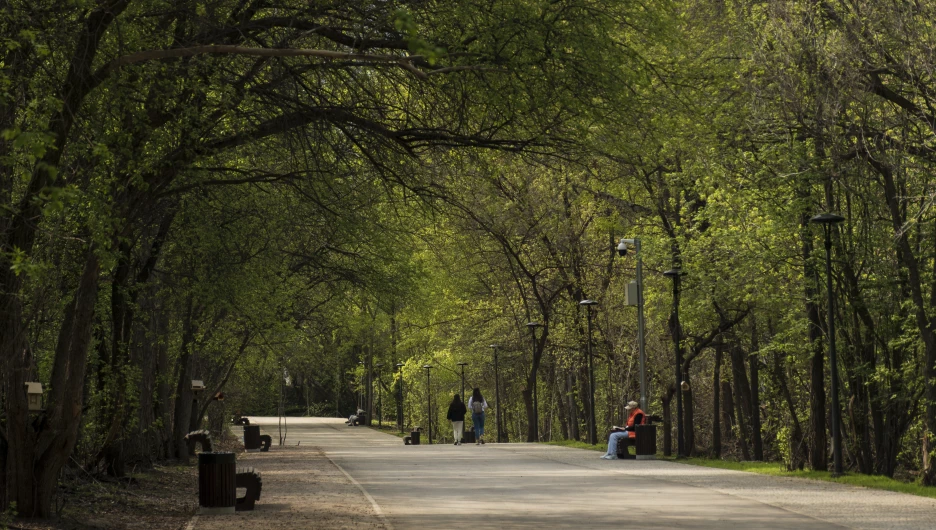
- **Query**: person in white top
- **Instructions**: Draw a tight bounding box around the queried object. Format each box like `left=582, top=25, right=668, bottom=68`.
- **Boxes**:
left=466, top=387, right=488, bottom=444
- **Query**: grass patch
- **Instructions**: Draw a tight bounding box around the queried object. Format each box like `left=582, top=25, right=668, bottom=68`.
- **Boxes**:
left=542, top=441, right=936, bottom=499
left=544, top=440, right=605, bottom=451
left=662, top=457, right=936, bottom=500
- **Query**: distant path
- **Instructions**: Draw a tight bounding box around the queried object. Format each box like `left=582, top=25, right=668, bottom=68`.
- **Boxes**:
left=197, top=417, right=936, bottom=529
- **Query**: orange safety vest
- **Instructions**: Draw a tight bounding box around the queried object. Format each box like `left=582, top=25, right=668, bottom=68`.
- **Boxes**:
left=625, top=407, right=646, bottom=438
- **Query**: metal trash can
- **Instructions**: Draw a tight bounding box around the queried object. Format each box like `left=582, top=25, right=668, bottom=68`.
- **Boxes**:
left=198, top=452, right=235, bottom=515
left=463, top=429, right=475, bottom=444
left=635, top=424, right=657, bottom=460
left=244, top=425, right=261, bottom=452
left=410, top=430, right=421, bottom=445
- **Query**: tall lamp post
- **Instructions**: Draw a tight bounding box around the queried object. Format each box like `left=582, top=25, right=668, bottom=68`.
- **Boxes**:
left=490, top=344, right=504, bottom=443
left=423, top=365, right=433, bottom=444
left=526, top=322, right=542, bottom=441
left=663, top=268, right=687, bottom=458
left=579, top=300, right=599, bottom=444
left=811, top=212, right=846, bottom=476
left=618, top=238, right=648, bottom=412
left=457, top=362, right=468, bottom=402
left=396, top=363, right=404, bottom=433
left=358, top=360, right=365, bottom=413
left=375, top=363, right=384, bottom=427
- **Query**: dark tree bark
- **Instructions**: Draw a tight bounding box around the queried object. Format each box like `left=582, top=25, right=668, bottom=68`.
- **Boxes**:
left=712, top=341, right=723, bottom=458
left=730, top=343, right=752, bottom=460
left=750, top=321, right=763, bottom=461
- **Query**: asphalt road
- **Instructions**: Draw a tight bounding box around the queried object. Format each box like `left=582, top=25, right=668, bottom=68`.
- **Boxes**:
left=246, top=417, right=936, bottom=529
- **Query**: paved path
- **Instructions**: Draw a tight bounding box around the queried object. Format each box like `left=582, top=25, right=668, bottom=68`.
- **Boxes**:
left=228, top=417, right=936, bottom=529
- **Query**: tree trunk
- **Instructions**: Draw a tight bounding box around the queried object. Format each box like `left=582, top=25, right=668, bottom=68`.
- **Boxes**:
left=712, top=342, right=722, bottom=458
left=772, top=349, right=806, bottom=470
left=802, top=220, right=828, bottom=471
left=730, top=345, right=751, bottom=460
left=662, top=391, right=672, bottom=457
left=8, top=249, right=100, bottom=516
left=721, top=380, right=735, bottom=442
left=566, top=371, right=580, bottom=441
left=173, top=296, right=197, bottom=463
left=750, top=320, right=763, bottom=461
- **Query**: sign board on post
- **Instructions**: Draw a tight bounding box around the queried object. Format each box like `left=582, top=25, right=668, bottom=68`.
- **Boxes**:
left=625, top=281, right=639, bottom=306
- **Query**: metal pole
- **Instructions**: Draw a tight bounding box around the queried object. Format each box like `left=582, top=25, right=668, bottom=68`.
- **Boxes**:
left=491, top=344, right=503, bottom=443
left=424, top=365, right=432, bottom=444
left=824, top=226, right=843, bottom=476
left=586, top=308, right=597, bottom=444
left=674, top=275, right=685, bottom=458
left=635, top=240, right=648, bottom=413
left=396, top=363, right=404, bottom=433
left=531, top=328, right=539, bottom=441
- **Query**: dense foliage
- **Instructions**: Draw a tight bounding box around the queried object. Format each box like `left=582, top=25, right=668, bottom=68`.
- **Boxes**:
left=2, top=0, right=935, bottom=517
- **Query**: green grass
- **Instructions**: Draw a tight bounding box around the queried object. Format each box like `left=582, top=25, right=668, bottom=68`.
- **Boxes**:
left=544, top=441, right=936, bottom=499
left=545, top=439, right=606, bottom=451
left=667, top=457, right=936, bottom=499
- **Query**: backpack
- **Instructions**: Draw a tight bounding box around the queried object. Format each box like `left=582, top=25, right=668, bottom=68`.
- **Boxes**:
left=471, top=400, right=484, bottom=414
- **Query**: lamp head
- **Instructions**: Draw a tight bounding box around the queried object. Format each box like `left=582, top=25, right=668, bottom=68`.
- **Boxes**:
left=579, top=299, right=599, bottom=306
left=809, top=213, right=845, bottom=225
left=663, top=268, right=686, bottom=278
left=489, top=344, right=499, bottom=349
left=526, top=321, right=542, bottom=328
left=457, top=362, right=468, bottom=366
left=395, top=362, right=404, bottom=368
left=422, top=364, right=432, bottom=369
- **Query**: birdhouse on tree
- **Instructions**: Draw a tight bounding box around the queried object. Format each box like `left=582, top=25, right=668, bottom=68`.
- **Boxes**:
left=25, top=382, right=43, bottom=411
left=191, top=380, right=205, bottom=394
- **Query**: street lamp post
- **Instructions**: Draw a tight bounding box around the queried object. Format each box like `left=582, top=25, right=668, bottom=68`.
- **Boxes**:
left=396, top=363, right=404, bottom=433
left=811, top=212, right=846, bottom=476
left=526, top=322, right=542, bottom=442
left=358, top=360, right=365, bottom=413
left=490, top=344, right=504, bottom=443
left=457, top=362, right=468, bottom=402
left=618, top=238, right=648, bottom=412
left=376, top=363, right=384, bottom=427
left=663, top=268, right=687, bottom=458
left=579, top=300, right=599, bottom=444
left=423, top=365, right=433, bottom=444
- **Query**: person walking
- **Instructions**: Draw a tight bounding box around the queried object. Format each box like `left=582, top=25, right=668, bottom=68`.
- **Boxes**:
left=467, top=387, right=488, bottom=445
left=447, top=394, right=468, bottom=445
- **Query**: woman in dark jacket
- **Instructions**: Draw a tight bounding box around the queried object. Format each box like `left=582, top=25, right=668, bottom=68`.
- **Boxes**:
left=446, top=394, right=468, bottom=445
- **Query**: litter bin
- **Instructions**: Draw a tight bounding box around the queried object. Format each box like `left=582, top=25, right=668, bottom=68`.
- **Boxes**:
left=463, top=429, right=475, bottom=444
left=244, top=425, right=261, bottom=452
left=635, top=424, right=657, bottom=460
left=410, top=430, right=421, bottom=445
left=198, top=452, right=235, bottom=515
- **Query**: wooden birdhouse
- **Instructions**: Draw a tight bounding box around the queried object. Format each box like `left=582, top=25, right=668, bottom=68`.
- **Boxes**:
left=191, top=380, right=206, bottom=394
left=25, top=382, right=43, bottom=411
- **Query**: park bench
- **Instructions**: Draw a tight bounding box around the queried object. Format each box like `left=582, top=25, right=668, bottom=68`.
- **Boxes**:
left=615, top=416, right=660, bottom=460
left=259, top=434, right=272, bottom=452
left=235, top=467, right=263, bottom=511
left=184, top=430, right=213, bottom=454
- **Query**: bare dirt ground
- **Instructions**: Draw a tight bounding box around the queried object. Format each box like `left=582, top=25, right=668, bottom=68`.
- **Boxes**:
left=7, top=437, right=382, bottom=529
left=191, top=445, right=385, bottom=530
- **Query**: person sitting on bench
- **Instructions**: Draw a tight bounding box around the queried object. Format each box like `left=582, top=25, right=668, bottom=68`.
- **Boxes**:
left=600, top=400, right=644, bottom=460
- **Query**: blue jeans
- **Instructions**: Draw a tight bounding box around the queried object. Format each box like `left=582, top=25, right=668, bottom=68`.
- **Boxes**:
left=472, top=412, right=485, bottom=438
left=605, top=431, right=631, bottom=456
